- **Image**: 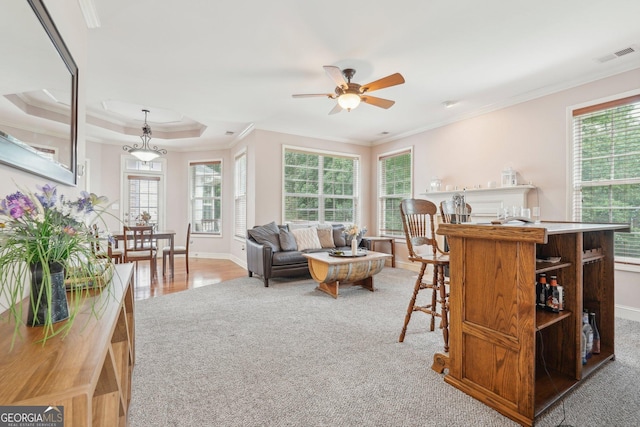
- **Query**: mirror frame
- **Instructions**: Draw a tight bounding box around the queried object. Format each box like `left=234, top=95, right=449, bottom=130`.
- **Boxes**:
left=0, top=0, right=78, bottom=186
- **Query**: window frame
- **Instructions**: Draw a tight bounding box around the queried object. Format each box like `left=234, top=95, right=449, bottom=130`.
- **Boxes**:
left=234, top=150, right=247, bottom=239
left=377, top=147, right=413, bottom=238
left=571, top=92, right=640, bottom=264
left=282, top=145, right=360, bottom=225
left=188, top=159, right=223, bottom=236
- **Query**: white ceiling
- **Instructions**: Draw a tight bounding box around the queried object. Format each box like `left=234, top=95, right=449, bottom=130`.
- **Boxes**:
left=83, top=0, right=640, bottom=150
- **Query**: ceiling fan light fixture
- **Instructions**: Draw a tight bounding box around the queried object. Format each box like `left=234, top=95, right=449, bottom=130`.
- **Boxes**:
left=338, top=93, right=361, bottom=111
left=123, top=109, right=167, bottom=162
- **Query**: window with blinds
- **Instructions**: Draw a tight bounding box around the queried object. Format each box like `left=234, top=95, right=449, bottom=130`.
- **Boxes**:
left=127, top=174, right=160, bottom=227
left=189, top=160, right=222, bottom=235
left=572, top=94, right=640, bottom=262
left=234, top=151, right=247, bottom=238
left=378, top=148, right=412, bottom=237
left=283, top=147, right=359, bottom=224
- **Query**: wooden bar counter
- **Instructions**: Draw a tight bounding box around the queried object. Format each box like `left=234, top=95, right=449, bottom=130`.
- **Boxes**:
left=437, top=221, right=629, bottom=426
left=0, top=264, right=135, bottom=427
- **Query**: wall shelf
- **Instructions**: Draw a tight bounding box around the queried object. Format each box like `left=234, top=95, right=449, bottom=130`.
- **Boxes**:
left=420, top=185, right=536, bottom=217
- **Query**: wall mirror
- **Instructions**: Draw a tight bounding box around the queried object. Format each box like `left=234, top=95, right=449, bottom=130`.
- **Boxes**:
left=0, top=0, right=78, bottom=185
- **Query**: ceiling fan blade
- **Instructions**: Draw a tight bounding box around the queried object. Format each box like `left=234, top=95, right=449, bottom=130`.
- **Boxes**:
left=324, top=65, right=348, bottom=89
left=360, top=73, right=405, bottom=93
left=361, top=95, right=395, bottom=109
left=328, top=103, right=343, bottom=115
left=292, top=93, right=335, bottom=98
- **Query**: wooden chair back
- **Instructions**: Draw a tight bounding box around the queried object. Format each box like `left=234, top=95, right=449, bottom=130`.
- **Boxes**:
left=400, top=199, right=446, bottom=260
left=439, top=201, right=472, bottom=224
left=125, top=225, right=154, bottom=250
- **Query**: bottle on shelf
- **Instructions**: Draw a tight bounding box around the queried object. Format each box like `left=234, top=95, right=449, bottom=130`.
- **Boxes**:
left=536, top=274, right=547, bottom=310
left=546, top=275, right=559, bottom=313
left=590, top=312, right=601, bottom=354
left=550, top=275, right=563, bottom=311
left=582, top=311, right=593, bottom=360
left=581, top=330, right=587, bottom=365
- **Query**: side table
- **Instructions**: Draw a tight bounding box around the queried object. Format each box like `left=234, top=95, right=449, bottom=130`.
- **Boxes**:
left=362, top=236, right=396, bottom=267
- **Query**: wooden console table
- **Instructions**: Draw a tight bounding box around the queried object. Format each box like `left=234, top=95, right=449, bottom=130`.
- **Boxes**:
left=0, top=263, right=135, bottom=427
left=437, top=222, right=629, bottom=426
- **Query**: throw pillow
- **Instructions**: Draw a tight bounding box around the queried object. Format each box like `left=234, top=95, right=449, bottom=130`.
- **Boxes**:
left=333, top=225, right=346, bottom=247
left=317, top=227, right=335, bottom=248
left=248, top=221, right=281, bottom=252
left=292, top=227, right=322, bottom=251
left=279, top=228, right=298, bottom=251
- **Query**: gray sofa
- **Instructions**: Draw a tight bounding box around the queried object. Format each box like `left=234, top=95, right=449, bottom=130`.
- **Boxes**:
left=246, top=222, right=355, bottom=287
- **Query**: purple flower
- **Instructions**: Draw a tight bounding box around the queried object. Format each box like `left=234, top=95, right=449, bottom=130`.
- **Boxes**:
left=0, top=192, right=37, bottom=220
left=35, top=184, right=57, bottom=209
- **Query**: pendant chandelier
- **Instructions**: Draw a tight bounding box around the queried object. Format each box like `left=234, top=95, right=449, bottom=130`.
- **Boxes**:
left=122, top=109, right=167, bottom=162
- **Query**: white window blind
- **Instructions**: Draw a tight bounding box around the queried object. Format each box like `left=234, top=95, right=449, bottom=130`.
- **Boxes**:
left=378, top=148, right=412, bottom=237
left=234, top=151, right=247, bottom=238
left=189, top=160, right=222, bottom=235
left=283, top=148, right=359, bottom=224
left=572, top=94, right=640, bottom=262
left=127, top=174, right=160, bottom=228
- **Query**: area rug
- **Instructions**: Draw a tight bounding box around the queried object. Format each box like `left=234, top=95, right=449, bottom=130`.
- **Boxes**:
left=128, top=268, right=640, bottom=426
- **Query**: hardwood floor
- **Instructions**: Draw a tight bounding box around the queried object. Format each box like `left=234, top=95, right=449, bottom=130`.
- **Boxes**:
left=127, top=258, right=248, bottom=301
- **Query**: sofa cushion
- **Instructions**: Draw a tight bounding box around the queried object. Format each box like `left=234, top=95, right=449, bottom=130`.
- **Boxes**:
left=248, top=221, right=281, bottom=252
left=272, top=250, right=307, bottom=266
left=279, top=228, right=298, bottom=251
left=316, top=226, right=335, bottom=248
left=333, top=224, right=346, bottom=247
left=292, top=226, right=322, bottom=251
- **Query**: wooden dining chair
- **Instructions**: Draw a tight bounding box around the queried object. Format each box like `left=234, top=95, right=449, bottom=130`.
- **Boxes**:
left=163, top=223, right=191, bottom=276
left=92, top=224, right=123, bottom=264
left=398, top=199, right=450, bottom=353
left=122, top=225, right=157, bottom=280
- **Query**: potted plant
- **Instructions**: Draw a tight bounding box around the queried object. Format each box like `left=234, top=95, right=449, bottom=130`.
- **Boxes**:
left=0, top=183, right=111, bottom=347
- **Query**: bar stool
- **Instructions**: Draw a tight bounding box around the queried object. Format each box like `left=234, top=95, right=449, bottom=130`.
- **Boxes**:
left=398, top=199, right=450, bottom=353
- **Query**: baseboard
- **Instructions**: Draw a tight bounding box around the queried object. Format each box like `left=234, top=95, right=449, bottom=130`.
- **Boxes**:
left=615, top=305, right=640, bottom=322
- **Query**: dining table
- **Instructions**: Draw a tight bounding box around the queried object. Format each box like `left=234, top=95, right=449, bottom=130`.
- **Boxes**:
left=112, top=229, right=176, bottom=278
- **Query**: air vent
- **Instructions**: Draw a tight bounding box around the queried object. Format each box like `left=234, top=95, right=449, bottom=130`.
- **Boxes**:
left=614, top=46, right=635, bottom=57
left=596, top=44, right=638, bottom=63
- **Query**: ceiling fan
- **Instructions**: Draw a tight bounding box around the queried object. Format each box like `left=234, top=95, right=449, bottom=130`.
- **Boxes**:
left=292, top=66, right=405, bottom=114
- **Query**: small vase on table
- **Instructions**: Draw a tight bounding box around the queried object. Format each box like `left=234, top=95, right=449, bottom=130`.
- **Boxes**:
left=351, top=238, right=358, bottom=255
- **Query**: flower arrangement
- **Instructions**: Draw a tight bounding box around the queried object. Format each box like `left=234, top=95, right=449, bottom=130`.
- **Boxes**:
left=136, top=211, right=151, bottom=225
left=0, top=183, right=110, bottom=346
left=344, top=224, right=367, bottom=238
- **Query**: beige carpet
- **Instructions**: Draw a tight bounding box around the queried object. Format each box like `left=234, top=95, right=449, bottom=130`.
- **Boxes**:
left=128, top=268, right=640, bottom=426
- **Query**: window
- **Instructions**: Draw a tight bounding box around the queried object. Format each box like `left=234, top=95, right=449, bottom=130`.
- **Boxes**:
left=283, top=147, right=359, bottom=224
left=122, top=157, right=165, bottom=229
left=189, top=160, right=222, bottom=235
left=572, top=94, right=640, bottom=263
left=127, top=175, right=160, bottom=227
left=378, top=148, right=412, bottom=237
left=234, top=151, right=247, bottom=238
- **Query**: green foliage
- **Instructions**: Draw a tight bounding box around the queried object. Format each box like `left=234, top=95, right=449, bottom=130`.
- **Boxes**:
left=577, top=102, right=640, bottom=259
